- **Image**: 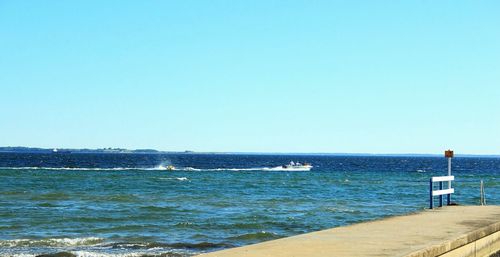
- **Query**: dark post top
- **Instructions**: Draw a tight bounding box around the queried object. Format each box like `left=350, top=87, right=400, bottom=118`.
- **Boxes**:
left=445, top=150, right=454, bottom=158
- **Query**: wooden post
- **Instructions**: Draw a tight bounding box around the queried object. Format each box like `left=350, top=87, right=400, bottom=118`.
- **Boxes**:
left=444, top=150, right=453, bottom=205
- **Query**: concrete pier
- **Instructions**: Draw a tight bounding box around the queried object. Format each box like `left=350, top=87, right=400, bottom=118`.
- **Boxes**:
left=197, top=206, right=500, bottom=257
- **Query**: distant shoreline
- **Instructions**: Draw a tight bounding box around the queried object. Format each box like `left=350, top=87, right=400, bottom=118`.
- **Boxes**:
left=0, top=146, right=498, bottom=158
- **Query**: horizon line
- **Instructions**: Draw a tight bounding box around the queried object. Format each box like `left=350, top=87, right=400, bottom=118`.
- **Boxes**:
left=1, top=146, right=499, bottom=157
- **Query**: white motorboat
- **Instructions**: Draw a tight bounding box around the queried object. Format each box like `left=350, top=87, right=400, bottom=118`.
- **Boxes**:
left=281, top=161, right=313, bottom=171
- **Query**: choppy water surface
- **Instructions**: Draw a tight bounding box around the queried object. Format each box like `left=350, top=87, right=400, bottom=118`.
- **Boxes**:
left=0, top=153, right=499, bottom=257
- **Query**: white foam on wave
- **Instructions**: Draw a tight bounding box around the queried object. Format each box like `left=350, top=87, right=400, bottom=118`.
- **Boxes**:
left=71, top=250, right=178, bottom=257
left=0, top=251, right=39, bottom=257
left=0, top=237, right=104, bottom=247
left=1, top=254, right=36, bottom=257
left=159, top=177, right=189, bottom=181
left=2, top=251, right=179, bottom=257
left=73, top=251, right=142, bottom=257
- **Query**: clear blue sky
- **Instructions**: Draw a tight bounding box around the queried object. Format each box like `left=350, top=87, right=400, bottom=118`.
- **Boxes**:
left=1, top=1, right=499, bottom=154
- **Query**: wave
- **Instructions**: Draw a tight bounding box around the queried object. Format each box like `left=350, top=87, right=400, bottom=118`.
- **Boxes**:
left=31, top=192, right=71, bottom=201
left=226, top=231, right=281, bottom=241
left=165, top=242, right=232, bottom=250
left=104, top=241, right=232, bottom=250
left=138, top=206, right=177, bottom=212
left=0, top=238, right=226, bottom=257
left=34, top=251, right=184, bottom=257
left=0, top=237, right=230, bottom=250
left=0, top=237, right=104, bottom=248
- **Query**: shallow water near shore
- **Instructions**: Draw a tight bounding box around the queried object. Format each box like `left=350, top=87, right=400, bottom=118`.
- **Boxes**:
left=0, top=153, right=499, bottom=257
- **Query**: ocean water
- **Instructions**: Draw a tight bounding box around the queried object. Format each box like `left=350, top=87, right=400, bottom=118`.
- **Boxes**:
left=0, top=153, right=498, bottom=257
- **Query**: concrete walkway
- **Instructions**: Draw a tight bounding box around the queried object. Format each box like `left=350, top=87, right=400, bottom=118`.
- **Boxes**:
left=197, top=206, right=500, bottom=257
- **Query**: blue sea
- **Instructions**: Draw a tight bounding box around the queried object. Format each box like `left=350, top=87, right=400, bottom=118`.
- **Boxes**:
left=0, top=153, right=499, bottom=257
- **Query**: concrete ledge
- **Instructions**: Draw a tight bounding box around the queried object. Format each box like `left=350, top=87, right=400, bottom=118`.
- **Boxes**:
left=406, top=222, right=500, bottom=257
left=197, top=206, right=500, bottom=257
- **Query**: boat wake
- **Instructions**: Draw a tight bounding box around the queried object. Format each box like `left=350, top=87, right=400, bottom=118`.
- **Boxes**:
left=0, top=165, right=313, bottom=172
left=172, top=166, right=312, bottom=171
left=0, top=167, right=164, bottom=171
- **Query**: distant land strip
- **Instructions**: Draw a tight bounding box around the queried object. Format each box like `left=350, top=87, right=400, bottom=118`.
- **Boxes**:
left=0, top=146, right=499, bottom=157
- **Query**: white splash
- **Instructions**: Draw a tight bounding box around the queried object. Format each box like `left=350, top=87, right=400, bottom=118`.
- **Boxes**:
left=0, top=237, right=104, bottom=247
